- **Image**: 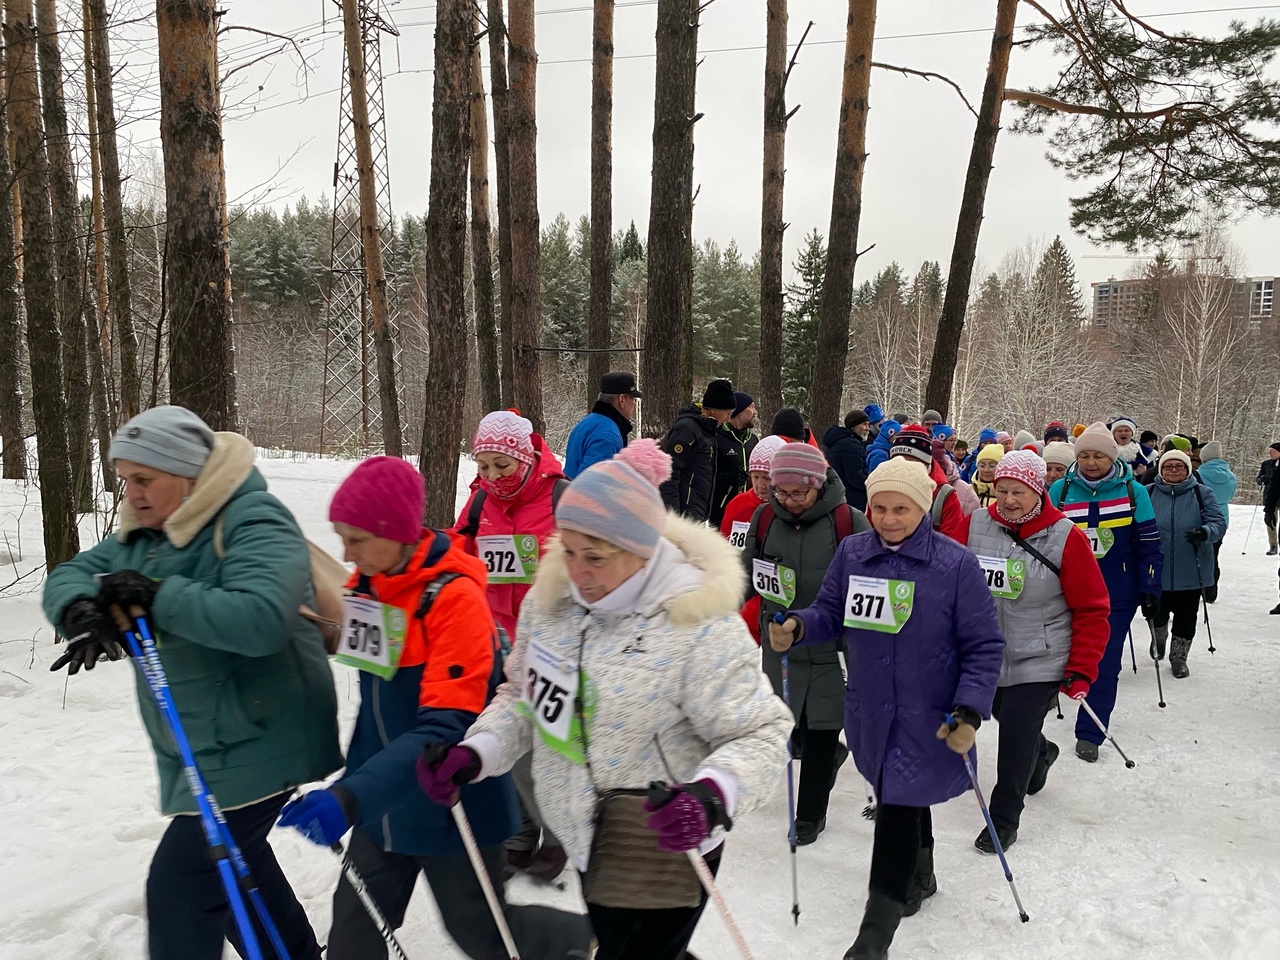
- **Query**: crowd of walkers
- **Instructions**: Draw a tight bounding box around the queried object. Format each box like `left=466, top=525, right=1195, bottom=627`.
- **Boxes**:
left=41, top=372, right=1262, bottom=960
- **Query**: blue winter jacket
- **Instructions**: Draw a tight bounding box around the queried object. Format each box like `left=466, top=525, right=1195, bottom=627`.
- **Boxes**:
left=865, top=419, right=901, bottom=473
left=1049, top=458, right=1163, bottom=611
left=791, top=522, right=1005, bottom=807
left=1148, top=478, right=1227, bottom=591
left=1196, top=459, right=1238, bottom=533
left=564, top=403, right=628, bottom=479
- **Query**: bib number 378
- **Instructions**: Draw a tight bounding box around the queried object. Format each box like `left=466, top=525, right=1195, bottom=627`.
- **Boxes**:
left=843, top=576, right=914, bottom=634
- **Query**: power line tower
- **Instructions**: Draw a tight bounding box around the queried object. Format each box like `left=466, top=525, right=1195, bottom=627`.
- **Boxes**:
left=321, top=0, right=403, bottom=456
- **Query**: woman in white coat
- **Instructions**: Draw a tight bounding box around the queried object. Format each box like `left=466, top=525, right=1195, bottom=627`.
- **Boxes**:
left=417, top=439, right=791, bottom=960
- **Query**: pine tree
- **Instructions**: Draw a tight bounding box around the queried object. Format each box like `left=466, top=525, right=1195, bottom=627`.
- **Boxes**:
left=540, top=213, right=588, bottom=350
left=782, top=230, right=826, bottom=411
left=1033, top=236, right=1084, bottom=327
left=618, top=220, right=644, bottom=263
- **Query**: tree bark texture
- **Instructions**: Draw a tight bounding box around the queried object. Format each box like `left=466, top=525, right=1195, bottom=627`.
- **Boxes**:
left=341, top=0, right=402, bottom=454
left=0, top=41, right=27, bottom=480
left=642, top=0, right=700, bottom=431
left=487, top=0, right=515, bottom=408
left=83, top=0, right=113, bottom=425
left=5, top=0, right=79, bottom=565
left=809, top=0, right=876, bottom=442
left=156, top=0, right=237, bottom=430
left=469, top=16, right=500, bottom=414
left=924, top=0, right=1018, bottom=421
left=419, top=0, right=471, bottom=527
left=586, top=0, right=615, bottom=394
left=36, top=0, right=93, bottom=508
left=758, top=0, right=788, bottom=429
left=87, top=0, right=140, bottom=420
left=506, top=0, right=543, bottom=432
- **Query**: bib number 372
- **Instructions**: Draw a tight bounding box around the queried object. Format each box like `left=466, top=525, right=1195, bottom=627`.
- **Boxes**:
left=843, top=576, right=914, bottom=634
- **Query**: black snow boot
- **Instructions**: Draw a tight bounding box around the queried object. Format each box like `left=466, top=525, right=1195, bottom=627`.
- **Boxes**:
left=1026, top=740, right=1060, bottom=796
left=901, top=843, right=937, bottom=918
left=794, top=817, right=826, bottom=845
left=1270, top=602, right=1280, bottom=615
left=843, top=891, right=905, bottom=960
left=1149, top=621, right=1169, bottom=661
left=1075, top=739, right=1099, bottom=763
left=974, top=824, right=1017, bottom=855
left=1170, top=636, right=1192, bottom=679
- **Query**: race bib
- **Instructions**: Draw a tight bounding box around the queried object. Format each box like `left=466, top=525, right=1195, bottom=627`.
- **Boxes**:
left=335, top=596, right=408, bottom=680
left=476, top=534, right=540, bottom=584
left=843, top=576, right=914, bottom=633
left=976, top=555, right=1026, bottom=600
left=728, top=521, right=750, bottom=551
left=752, top=559, right=797, bottom=608
left=522, top=640, right=586, bottom=763
left=1083, top=526, right=1115, bottom=558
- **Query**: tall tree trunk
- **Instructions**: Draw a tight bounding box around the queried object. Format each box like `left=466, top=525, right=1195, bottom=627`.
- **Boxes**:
left=5, top=0, right=79, bottom=566
left=469, top=13, right=500, bottom=414
left=809, top=0, right=876, bottom=442
left=506, top=0, right=543, bottom=431
left=341, top=0, right=401, bottom=454
left=642, top=0, right=700, bottom=431
left=419, top=0, right=471, bottom=526
left=36, top=0, right=92, bottom=509
left=157, top=0, right=236, bottom=429
left=586, top=0, right=615, bottom=393
left=87, top=0, right=139, bottom=420
left=924, top=0, right=1018, bottom=421
left=758, top=0, right=789, bottom=428
left=0, top=42, right=27, bottom=481
left=83, top=0, right=114, bottom=430
left=487, top=0, right=515, bottom=408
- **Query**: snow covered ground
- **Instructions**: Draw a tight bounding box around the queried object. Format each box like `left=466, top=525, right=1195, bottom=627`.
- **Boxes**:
left=2, top=454, right=1278, bottom=959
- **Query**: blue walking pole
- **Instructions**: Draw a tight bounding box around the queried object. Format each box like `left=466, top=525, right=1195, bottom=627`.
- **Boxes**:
left=119, top=609, right=291, bottom=960
left=773, top=614, right=800, bottom=924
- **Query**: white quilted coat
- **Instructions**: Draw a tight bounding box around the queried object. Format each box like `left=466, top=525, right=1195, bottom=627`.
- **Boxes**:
left=463, top=514, right=792, bottom=871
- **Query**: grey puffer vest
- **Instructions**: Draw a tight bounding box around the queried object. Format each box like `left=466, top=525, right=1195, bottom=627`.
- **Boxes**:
left=967, top=510, right=1074, bottom=687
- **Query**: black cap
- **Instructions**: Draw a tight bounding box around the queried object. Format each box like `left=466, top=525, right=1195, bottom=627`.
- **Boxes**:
left=771, top=407, right=807, bottom=442
left=1271, top=442, right=1280, bottom=453
left=702, top=378, right=736, bottom=411
left=600, top=371, right=642, bottom=397
left=732, top=392, right=755, bottom=418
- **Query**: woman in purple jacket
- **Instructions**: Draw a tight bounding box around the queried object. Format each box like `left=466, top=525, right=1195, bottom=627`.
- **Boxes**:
left=770, top=457, right=1005, bottom=960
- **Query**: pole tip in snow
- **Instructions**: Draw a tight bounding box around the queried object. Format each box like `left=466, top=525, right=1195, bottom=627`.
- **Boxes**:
left=1125, top=760, right=1136, bottom=769
left=1020, top=912, right=1030, bottom=923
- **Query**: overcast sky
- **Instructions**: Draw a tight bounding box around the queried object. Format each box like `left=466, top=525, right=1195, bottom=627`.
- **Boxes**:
left=123, top=0, right=1280, bottom=293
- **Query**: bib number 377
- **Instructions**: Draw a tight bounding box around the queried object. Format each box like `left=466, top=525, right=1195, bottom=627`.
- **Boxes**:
left=843, top=576, right=914, bottom=634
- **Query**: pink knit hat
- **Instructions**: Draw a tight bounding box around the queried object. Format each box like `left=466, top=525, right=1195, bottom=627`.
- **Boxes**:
left=473, top=410, right=536, bottom=466
left=748, top=435, right=788, bottom=475
left=555, top=439, right=672, bottom=558
left=329, top=456, right=425, bottom=544
left=994, top=449, right=1047, bottom=496
left=770, top=443, right=828, bottom=489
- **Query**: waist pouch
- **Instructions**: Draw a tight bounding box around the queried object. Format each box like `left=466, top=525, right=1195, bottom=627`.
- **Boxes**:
left=582, top=789, right=702, bottom=909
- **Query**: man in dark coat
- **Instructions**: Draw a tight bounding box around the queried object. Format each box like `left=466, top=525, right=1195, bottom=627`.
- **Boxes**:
left=1258, top=442, right=1280, bottom=555
left=710, top=392, right=759, bottom=526
left=659, top=378, right=736, bottom=522
left=822, top=409, right=871, bottom=510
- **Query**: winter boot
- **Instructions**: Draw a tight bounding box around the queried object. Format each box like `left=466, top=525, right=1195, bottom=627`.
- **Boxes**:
left=843, top=891, right=905, bottom=960
left=974, top=824, right=1017, bottom=855
left=901, top=843, right=937, bottom=918
left=504, top=847, right=534, bottom=880
left=1075, top=739, right=1099, bottom=763
left=794, top=817, right=826, bottom=845
left=1027, top=740, right=1060, bottom=796
left=526, top=843, right=569, bottom=884
left=1270, top=602, right=1280, bottom=615
left=1149, top=622, right=1169, bottom=661
left=1170, top=636, right=1192, bottom=679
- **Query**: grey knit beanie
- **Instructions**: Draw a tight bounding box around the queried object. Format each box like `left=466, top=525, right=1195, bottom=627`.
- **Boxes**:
left=108, top=405, right=215, bottom=478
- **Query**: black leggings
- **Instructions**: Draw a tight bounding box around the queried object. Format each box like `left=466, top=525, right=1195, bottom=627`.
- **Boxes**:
left=585, top=849, right=721, bottom=960
left=794, top=723, right=843, bottom=823
left=869, top=805, right=933, bottom=903
left=989, top=681, right=1059, bottom=832
left=1156, top=588, right=1201, bottom=641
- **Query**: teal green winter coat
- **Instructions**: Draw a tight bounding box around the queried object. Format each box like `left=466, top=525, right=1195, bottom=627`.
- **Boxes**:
left=42, top=434, right=343, bottom=815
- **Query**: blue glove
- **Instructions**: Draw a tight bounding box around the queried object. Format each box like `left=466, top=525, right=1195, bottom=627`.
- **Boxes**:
left=278, top=788, right=353, bottom=846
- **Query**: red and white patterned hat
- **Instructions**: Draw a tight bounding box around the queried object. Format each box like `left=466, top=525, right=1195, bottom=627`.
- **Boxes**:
left=994, top=449, right=1046, bottom=496
left=473, top=410, right=536, bottom=466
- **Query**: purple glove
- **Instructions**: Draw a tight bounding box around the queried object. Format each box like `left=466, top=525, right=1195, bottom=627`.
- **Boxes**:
left=643, top=779, right=732, bottom=853
left=416, top=744, right=481, bottom=807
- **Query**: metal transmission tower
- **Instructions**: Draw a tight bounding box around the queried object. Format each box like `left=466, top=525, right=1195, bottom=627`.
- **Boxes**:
left=321, top=0, right=403, bottom=456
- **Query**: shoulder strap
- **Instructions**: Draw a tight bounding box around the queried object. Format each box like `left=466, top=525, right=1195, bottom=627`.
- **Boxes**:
left=833, top=503, right=855, bottom=542
left=1053, top=479, right=1067, bottom=510
left=931, top=484, right=954, bottom=530
left=413, top=570, right=464, bottom=621
left=754, top=504, right=776, bottom=559
left=1194, top=482, right=1205, bottom=513
left=551, top=477, right=570, bottom=510
left=457, top=490, right=488, bottom=539
left=1001, top=526, right=1061, bottom=577
left=1126, top=479, right=1137, bottom=513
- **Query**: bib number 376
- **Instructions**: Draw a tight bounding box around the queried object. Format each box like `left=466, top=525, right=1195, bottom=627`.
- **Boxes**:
left=843, top=576, right=914, bottom=634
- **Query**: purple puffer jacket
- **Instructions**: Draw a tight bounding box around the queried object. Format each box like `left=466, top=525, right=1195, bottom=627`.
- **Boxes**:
left=791, top=521, right=1004, bottom=807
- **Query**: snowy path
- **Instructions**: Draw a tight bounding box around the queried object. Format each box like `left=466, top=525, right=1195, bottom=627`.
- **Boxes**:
left=2, top=460, right=1278, bottom=959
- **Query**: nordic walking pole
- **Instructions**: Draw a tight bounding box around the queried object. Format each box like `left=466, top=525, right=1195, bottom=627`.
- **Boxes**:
left=957, top=744, right=1029, bottom=923
left=1193, top=542, right=1217, bottom=654
left=1242, top=499, right=1259, bottom=554
left=1077, top=699, right=1137, bottom=768
left=1145, top=618, right=1167, bottom=709
left=1127, top=628, right=1138, bottom=674
left=114, top=609, right=275, bottom=960
left=450, top=803, right=520, bottom=960
left=781, top=650, right=801, bottom=925
left=331, top=843, right=412, bottom=960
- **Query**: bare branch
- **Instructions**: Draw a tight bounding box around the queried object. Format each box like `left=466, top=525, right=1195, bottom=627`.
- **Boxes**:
left=872, top=61, right=978, bottom=117
left=1004, top=87, right=1179, bottom=118
left=782, top=20, right=815, bottom=91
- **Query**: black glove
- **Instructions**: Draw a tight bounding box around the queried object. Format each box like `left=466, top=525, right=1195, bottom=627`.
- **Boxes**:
left=51, top=599, right=128, bottom=674
left=1185, top=527, right=1208, bottom=545
left=1140, top=593, right=1160, bottom=620
left=96, top=570, right=161, bottom=614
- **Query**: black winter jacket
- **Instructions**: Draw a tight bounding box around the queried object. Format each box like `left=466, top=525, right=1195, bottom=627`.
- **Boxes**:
left=822, top=425, right=869, bottom=510
left=710, top=424, right=758, bottom=527
left=660, top=406, right=720, bottom=522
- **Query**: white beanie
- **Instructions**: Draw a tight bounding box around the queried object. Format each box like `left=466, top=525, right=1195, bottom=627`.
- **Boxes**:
left=1042, top=442, right=1076, bottom=468
left=866, top=458, right=935, bottom=514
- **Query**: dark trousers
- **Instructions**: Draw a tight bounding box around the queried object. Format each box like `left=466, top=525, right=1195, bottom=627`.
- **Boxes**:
left=584, top=849, right=720, bottom=960
left=989, top=681, right=1060, bottom=832
left=868, top=805, right=934, bottom=904
left=1076, top=604, right=1134, bottom=746
left=328, top=826, right=595, bottom=960
left=146, top=791, right=320, bottom=960
left=1155, top=588, right=1201, bottom=641
left=1204, top=540, right=1222, bottom=602
left=795, top=722, right=843, bottom=823
left=1266, top=504, right=1277, bottom=548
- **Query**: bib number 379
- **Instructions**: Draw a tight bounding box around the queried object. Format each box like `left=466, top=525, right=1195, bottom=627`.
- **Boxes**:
left=335, top=596, right=407, bottom=680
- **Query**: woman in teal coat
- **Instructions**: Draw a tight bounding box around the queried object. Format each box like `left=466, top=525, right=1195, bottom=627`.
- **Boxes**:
left=42, top=405, right=342, bottom=960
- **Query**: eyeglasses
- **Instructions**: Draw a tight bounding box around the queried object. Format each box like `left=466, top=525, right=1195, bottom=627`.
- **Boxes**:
left=772, top=487, right=812, bottom=503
